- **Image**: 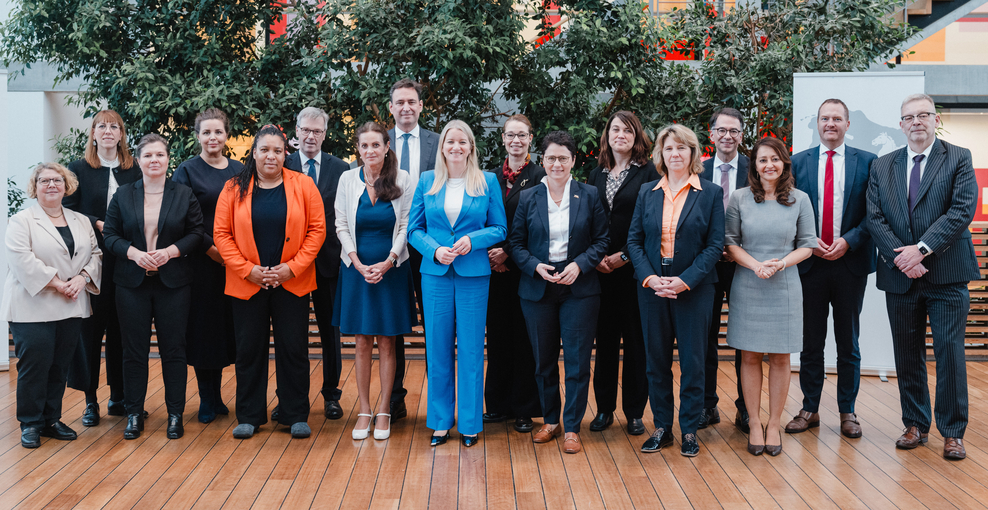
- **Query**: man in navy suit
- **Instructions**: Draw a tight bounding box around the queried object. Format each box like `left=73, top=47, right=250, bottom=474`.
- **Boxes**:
left=386, top=78, right=440, bottom=421
left=867, top=93, right=979, bottom=460
left=283, top=106, right=350, bottom=421
left=699, top=107, right=749, bottom=433
left=786, top=99, right=877, bottom=439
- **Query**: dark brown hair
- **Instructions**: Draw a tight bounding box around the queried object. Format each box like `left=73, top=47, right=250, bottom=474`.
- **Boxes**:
left=597, top=110, right=651, bottom=170
left=84, top=109, right=134, bottom=170
left=356, top=122, right=402, bottom=202
left=195, top=108, right=230, bottom=134
left=135, top=133, right=169, bottom=158
left=389, top=78, right=423, bottom=101
left=818, top=98, right=849, bottom=119
left=709, top=107, right=745, bottom=130
left=748, top=137, right=795, bottom=206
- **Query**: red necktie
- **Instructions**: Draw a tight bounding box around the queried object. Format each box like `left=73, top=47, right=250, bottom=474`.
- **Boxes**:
left=822, top=150, right=835, bottom=246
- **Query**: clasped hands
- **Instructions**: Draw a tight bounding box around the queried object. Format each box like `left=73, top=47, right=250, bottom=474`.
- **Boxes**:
left=488, top=247, right=509, bottom=273
left=754, top=258, right=785, bottom=279
left=247, top=264, right=295, bottom=289
left=893, top=244, right=928, bottom=279
left=535, top=262, right=581, bottom=286
left=48, top=274, right=87, bottom=300
left=129, top=245, right=180, bottom=272
left=596, top=252, right=628, bottom=274
left=353, top=257, right=396, bottom=284
left=647, top=276, right=688, bottom=299
left=812, top=237, right=849, bottom=261
left=435, top=236, right=472, bottom=266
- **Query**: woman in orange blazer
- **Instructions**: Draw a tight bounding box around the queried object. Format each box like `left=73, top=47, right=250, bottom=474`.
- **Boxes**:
left=214, top=125, right=326, bottom=440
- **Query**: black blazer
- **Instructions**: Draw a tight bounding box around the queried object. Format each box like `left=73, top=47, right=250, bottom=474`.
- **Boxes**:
left=586, top=161, right=658, bottom=258
left=285, top=150, right=350, bottom=277
left=700, top=154, right=749, bottom=191
left=388, top=126, right=440, bottom=174
left=866, top=138, right=980, bottom=294
left=792, top=145, right=877, bottom=277
left=63, top=159, right=142, bottom=248
left=508, top=180, right=609, bottom=301
left=488, top=160, right=546, bottom=257
left=103, top=179, right=205, bottom=289
left=626, top=177, right=724, bottom=290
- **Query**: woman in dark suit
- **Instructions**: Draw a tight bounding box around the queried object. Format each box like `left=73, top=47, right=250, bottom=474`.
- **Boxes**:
left=585, top=110, right=654, bottom=436
left=103, top=134, right=205, bottom=440
left=172, top=108, right=244, bottom=423
left=483, top=114, right=545, bottom=433
left=508, top=130, right=609, bottom=454
left=63, top=109, right=141, bottom=427
left=627, top=125, right=724, bottom=457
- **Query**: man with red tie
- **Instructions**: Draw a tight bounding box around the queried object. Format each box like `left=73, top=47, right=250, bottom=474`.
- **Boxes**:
left=786, top=99, right=877, bottom=438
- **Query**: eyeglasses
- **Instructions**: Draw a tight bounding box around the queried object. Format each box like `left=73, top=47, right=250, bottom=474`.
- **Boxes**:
left=298, top=127, right=326, bottom=137
left=713, top=128, right=742, bottom=137
left=901, top=112, right=936, bottom=123
left=38, top=177, right=65, bottom=187
left=543, top=156, right=571, bottom=165
left=95, top=123, right=120, bottom=132
left=504, top=132, right=530, bottom=140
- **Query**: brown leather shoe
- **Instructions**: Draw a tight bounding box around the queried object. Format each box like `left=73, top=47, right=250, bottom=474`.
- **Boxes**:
left=895, top=426, right=928, bottom=449
left=943, top=437, right=966, bottom=460
left=840, top=413, right=862, bottom=438
left=563, top=433, right=581, bottom=454
left=784, top=410, right=820, bottom=434
left=532, top=424, right=562, bottom=443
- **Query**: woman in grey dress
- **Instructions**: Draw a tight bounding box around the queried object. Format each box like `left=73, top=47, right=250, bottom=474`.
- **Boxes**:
left=724, top=137, right=815, bottom=457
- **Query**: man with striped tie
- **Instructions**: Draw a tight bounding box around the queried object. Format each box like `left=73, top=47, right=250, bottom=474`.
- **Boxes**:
left=867, top=93, right=979, bottom=460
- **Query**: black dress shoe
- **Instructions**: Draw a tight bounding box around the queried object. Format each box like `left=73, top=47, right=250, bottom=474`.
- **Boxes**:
left=82, top=403, right=100, bottom=427
left=41, top=421, right=77, bottom=440
left=271, top=406, right=280, bottom=422
left=167, top=414, right=184, bottom=439
left=107, top=399, right=126, bottom=416
left=641, top=428, right=674, bottom=453
left=430, top=432, right=450, bottom=446
left=461, top=434, right=480, bottom=447
left=21, top=427, right=41, bottom=448
left=627, top=418, right=645, bottom=436
left=735, top=409, right=750, bottom=434
left=325, top=400, right=344, bottom=420
left=483, top=412, right=509, bottom=423
left=589, top=412, right=613, bottom=432
left=390, top=401, right=408, bottom=421
left=124, top=414, right=144, bottom=440
left=698, top=407, right=721, bottom=429
left=681, top=433, right=700, bottom=457
left=514, top=417, right=535, bottom=433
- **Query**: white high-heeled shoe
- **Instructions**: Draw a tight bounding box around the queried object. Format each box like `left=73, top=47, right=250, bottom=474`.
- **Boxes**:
left=373, top=413, right=391, bottom=440
left=352, top=413, right=373, bottom=440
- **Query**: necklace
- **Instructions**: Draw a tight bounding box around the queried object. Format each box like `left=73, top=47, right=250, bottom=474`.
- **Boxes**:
left=43, top=207, right=64, bottom=219
left=145, top=190, right=164, bottom=195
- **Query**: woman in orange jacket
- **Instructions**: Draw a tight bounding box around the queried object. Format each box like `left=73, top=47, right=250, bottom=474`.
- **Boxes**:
left=214, top=125, right=326, bottom=440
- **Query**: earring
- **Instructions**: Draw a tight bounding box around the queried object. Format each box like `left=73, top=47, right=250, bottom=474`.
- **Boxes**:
left=93, top=140, right=97, bottom=146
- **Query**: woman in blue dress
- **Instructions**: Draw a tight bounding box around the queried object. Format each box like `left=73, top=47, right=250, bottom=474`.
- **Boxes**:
left=333, top=122, right=415, bottom=440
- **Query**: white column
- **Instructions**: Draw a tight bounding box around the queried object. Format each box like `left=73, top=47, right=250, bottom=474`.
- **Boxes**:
left=1, top=68, right=10, bottom=371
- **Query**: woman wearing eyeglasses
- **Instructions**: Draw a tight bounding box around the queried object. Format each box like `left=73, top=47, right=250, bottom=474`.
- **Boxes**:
left=508, top=131, right=609, bottom=454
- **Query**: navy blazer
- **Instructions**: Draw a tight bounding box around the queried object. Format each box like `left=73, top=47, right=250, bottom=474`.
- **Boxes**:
left=388, top=127, right=440, bottom=174
left=586, top=161, right=658, bottom=258
left=701, top=154, right=749, bottom=192
left=285, top=150, right=350, bottom=277
left=866, top=138, right=980, bottom=294
left=626, top=177, right=724, bottom=290
left=792, top=145, right=877, bottom=277
left=508, top=180, right=610, bottom=301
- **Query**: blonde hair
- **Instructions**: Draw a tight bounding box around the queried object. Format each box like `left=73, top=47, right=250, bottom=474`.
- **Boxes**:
left=652, top=124, right=704, bottom=177
left=428, top=120, right=488, bottom=197
left=27, top=162, right=79, bottom=198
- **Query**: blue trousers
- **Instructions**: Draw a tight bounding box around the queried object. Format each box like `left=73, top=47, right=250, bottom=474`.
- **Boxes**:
left=422, top=270, right=490, bottom=435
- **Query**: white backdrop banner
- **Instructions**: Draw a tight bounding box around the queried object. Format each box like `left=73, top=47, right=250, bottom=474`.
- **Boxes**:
left=791, top=71, right=925, bottom=378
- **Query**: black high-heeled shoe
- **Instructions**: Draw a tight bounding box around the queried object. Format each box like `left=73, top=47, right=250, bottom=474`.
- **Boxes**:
left=123, top=414, right=144, bottom=440
left=461, top=434, right=479, bottom=447
left=747, top=425, right=765, bottom=456
left=765, top=426, right=783, bottom=456
left=431, top=432, right=450, bottom=446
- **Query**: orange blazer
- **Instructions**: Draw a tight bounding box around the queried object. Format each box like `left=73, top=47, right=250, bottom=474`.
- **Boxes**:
left=214, top=168, right=326, bottom=300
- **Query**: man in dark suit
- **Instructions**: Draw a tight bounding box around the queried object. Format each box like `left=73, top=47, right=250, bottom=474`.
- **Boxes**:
left=386, top=78, right=440, bottom=420
left=786, top=99, right=877, bottom=439
left=867, top=93, right=979, bottom=460
left=699, top=107, right=749, bottom=432
left=283, top=106, right=350, bottom=420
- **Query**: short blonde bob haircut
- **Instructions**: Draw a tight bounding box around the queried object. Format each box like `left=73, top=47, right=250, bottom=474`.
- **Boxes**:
left=652, top=124, right=704, bottom=177
left=428, top=119, right=488, bottom=197
left=27, top=162, right=79, bottom=199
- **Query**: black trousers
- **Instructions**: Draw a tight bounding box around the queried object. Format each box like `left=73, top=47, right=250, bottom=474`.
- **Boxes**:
left=887, top=279, right=968, bottom=438
left=312, top=272, right=342, bottom=402
left=117, top=278, right=190, bottom=416
left=68, top=276, right=124, bottom=400
left=233, top=287, right=310, bottom=427
left=11, top=319, right=82, bottom=429
left=484, top=266, right=541, bottom=418
left=392, top=246, right=424, bottom=404
left=798, top=259, right=866, bottom=414
left=593, top=267, right=648, bottom=420
left=521, top=280, right=599, bottom=433
left=704, top=259, right=743, bottom=411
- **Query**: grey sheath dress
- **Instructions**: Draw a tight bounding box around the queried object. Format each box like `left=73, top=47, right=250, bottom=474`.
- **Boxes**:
left=724, top=187, right=817, bottom=353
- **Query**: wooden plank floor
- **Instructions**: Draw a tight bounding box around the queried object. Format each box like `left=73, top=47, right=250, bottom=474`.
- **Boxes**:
left=3, top=355, right=988, bottom=509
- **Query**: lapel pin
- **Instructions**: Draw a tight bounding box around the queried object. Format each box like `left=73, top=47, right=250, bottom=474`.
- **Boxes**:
left=519, top=179, right=528, bottom=187
left=574, top=194, right=579, bottom=198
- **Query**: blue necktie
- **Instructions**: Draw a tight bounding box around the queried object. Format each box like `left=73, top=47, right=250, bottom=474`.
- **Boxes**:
left=908, top=154, right=924, bottom=224
left=400, top=133, right=411, bottom=172
left=307, top=158, right=317, bottom=182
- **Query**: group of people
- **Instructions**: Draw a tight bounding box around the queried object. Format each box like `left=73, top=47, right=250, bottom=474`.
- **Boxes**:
left=5, top=80, right=976, bottom=462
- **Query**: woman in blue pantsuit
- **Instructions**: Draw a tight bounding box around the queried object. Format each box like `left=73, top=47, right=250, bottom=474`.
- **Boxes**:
left=408, top=120, right=507, bottom=448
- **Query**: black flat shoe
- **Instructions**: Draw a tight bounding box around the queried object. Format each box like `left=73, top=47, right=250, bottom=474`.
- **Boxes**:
left=325, top=400, right=344, bottom=420
left=41, top=421, right=77, bottom=441
left=735, top=409, right=750, bottom=434
left=681, top=433, right=699, bottom=457
left=589, top=412, right=613, bottom=432
left=482, top=412, right=509, bottom=423
left=123, top=414, right=144, bottom=440
left=271, top=405, right=280, bottom=422
left=641, top=428, right=674, bottom=453
left=21, top=427, right=41, bottom=448
left=461, top=434, right=479, bottom=447
left=107, top=399, right=126, bottom=416
left=698, top=407, right=721, bottom=429
left=82, top=403, right=100, bottom=427
left=627, top=418, right=645, bottom=436
left=167, top=414, right=184, bottom=439
left=431, top=432, right=450, bottom=446
left=514, top=417, right=535, bottom=433
left=390, top=401, right=407, bottom=421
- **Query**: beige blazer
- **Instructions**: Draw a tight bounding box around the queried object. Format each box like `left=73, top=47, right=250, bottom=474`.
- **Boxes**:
left=3, top=203, right=102, bottom=322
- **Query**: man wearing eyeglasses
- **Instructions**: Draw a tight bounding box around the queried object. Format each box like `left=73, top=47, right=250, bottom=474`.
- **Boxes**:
left=282, top=106, right=351, bottom=421
left=786, top=99, right=877, bottom=440
left=867, top=93, right=978, bottom=460
left=699, top=107, right=750, bottom=433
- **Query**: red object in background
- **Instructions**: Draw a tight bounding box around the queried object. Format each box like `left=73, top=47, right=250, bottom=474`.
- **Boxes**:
left=975, top=169, right=988, bottom=222
left=534, top=2, right=562, bottom=47
left=268, top=1, right=288, bottom=41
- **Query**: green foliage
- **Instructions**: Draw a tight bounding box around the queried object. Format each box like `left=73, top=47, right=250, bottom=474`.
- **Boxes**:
left=8, top=177, right=26, bottom=217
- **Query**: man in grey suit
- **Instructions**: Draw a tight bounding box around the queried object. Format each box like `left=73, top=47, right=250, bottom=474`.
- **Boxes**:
left=867, top=93, right=979, bottom=460
left=787, top=99, right=876, bottom=439
left=386, top=78, right=440, bottom=421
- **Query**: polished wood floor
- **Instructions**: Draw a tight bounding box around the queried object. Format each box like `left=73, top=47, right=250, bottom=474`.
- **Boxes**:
left=3, top=354, right=988, bottom=509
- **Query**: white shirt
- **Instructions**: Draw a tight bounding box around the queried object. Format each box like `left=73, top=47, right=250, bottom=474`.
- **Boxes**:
left=100, top=156, right=121, bottom=208
left=395, top=124, right=422, bottom=182
left=543, top=177, right=572, bottom=263
left=444, top=178, right=466, bottom=226
left=817, top=143, right=846, bottom=238
left=712, top=152, right=740, bottom=197
left=301, top=152, right=321, bottom=182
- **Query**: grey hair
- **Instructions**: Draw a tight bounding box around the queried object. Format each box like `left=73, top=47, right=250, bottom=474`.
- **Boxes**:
left=297, top=106, right=329, bottom=129
left=901, top=93, right=935, bottom=110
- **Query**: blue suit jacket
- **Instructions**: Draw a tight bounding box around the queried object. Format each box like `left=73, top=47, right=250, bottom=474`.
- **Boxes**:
left=508, top=180, right=610, bottom=301
left=408, top=171, right=507, bottom=277
left=626, top=178, right=724, bottom=290
left=792, top=145, right=877, bottom=277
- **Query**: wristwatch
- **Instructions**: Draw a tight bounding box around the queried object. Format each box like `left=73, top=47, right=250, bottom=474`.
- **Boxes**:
left=918, top=245, right=930, bottom=256
left=389, top=255, right=398, bottom=267
left=620, top=253, right=629, bottom=262
left=81, top=273, right=91, bottom=284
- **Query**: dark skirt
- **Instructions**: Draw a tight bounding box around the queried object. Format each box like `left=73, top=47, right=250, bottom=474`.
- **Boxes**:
left=184, top=252, right=236, bottom=368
